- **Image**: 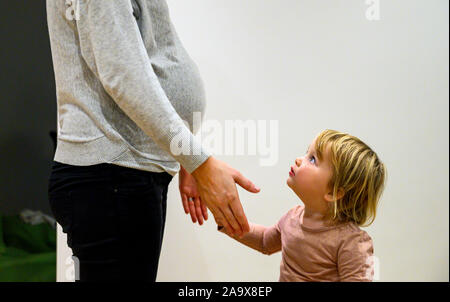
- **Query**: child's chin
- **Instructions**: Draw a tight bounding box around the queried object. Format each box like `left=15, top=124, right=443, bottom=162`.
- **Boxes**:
left=286, top=178, right=293, bottom=188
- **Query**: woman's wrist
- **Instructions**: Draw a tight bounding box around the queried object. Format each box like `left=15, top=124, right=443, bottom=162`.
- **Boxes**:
left=179, top=165, right=189, bottom=176
left=190, top=156, right=213, bottom=180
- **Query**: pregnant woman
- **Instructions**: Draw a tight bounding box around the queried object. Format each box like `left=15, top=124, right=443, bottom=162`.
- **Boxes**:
left=46, top=0, right=260, bottom=282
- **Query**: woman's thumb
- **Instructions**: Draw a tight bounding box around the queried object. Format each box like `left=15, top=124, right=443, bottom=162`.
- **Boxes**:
left=233, top=171, right=261, bottom=193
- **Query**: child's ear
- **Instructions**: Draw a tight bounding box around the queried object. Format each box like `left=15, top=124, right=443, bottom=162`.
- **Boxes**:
left=324, top=188, right=345, bottom=202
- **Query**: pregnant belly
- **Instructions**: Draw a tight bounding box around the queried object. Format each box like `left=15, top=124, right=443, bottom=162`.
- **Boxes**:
left=152, top=58, right=207, bottom=134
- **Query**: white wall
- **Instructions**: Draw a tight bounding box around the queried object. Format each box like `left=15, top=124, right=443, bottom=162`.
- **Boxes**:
left=57, top=0, right=449, bottom=282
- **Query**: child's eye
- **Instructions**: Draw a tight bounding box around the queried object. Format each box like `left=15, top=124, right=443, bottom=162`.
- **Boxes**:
left=309, top=155, right=316, bottom=164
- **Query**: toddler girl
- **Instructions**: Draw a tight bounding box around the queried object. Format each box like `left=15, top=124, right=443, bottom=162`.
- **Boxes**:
left=219, top=129, right=387, bottom=282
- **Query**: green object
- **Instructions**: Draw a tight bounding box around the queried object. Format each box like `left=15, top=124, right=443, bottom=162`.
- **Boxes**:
left=0, top=214, right=56, bottom=282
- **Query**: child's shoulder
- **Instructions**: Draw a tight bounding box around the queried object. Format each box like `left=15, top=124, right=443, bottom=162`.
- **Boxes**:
left=338, top=222, right=372, bottom=236
left=276, top=205, right=304, bottom=227
left=335, top=222, right=373, bottom=249
left=283, top=204, right=305, bottom=219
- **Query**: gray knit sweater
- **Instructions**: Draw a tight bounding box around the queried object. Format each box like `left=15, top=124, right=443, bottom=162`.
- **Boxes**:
left=46, top=0, right=211, bottom=176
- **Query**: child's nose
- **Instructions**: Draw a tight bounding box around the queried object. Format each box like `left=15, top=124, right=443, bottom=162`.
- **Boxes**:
left=295, top=157, right=302, bottom=166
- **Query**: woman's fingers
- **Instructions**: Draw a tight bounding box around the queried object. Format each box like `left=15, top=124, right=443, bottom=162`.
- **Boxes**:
left=182, top=192, right=207, bottom=225
left=214, top=208, right=234, bottom=236
left=190, top=157, right=252, bottom=236
left=194, top=197, right=203, bottom=225
left=199, top=196, right=208, bottom=221
left=181, top=193, right=189, bottom=214
left=233, top=170, right=260, bottom=193
left=188, top=197, right=197, bottom=223
left=221, top=204, right=243, bottom=236
left=208, top=204, right=231, bottom=235
left=228, top=197, right=250, bottom=234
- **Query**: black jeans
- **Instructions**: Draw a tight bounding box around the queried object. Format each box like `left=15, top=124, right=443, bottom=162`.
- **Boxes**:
left=47, top=160, right=173, bottom=282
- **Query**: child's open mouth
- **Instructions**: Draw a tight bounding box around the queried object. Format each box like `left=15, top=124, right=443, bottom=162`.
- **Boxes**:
left=289, top=166, right=295, bottom=177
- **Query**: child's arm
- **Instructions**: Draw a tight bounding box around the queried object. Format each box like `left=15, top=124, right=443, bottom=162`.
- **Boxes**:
left=218, top=222, right=281, bottom=255
left=337, top=230, right=374, bottom=282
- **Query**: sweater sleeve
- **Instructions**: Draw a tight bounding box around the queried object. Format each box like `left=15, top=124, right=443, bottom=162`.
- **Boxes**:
left=337, top=230, right=374, bottom=282
left=219, top=223, right=281, bottom=255
left=75, top=0, right=210, bottom=173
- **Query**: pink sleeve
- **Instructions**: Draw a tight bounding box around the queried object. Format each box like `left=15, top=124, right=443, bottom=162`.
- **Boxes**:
left=218, top=209, right=293, bottom=255
left=337, top=230, right=374, bottom=282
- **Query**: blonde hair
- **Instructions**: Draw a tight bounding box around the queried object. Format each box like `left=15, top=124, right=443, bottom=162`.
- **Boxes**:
left=314, top=129, right=387, bottom=227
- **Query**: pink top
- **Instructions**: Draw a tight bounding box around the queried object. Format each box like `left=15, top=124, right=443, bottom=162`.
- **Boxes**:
left=222, top=205, right=374, bottom=282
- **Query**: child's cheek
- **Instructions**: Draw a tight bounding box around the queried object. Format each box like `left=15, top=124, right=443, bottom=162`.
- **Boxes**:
left=296, top=168, right=312, bottom=188
left=294, top=171, right=303, bottom=186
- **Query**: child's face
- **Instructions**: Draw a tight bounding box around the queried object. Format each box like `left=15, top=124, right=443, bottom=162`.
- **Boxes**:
left=286, top=136, right=335, bottom=213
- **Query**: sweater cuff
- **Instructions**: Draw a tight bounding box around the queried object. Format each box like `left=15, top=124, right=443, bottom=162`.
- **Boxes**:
left=178, top=150, right=211, bottom=175
left=174, top=135, right=211, bottom=174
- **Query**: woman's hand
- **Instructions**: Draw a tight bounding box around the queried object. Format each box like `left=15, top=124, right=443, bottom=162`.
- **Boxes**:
left=191, top=156, right=260, bottom=237
left=179, top=165, right=208, bottom=225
